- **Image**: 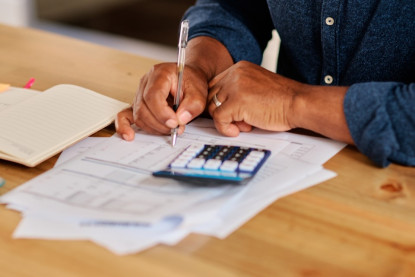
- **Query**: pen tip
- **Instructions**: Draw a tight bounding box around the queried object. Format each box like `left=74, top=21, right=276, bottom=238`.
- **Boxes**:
left=172, top=134, right=177, bottom=147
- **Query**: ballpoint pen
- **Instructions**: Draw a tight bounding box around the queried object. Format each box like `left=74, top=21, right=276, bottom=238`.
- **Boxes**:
left=171, top=20, right=189, bottom=147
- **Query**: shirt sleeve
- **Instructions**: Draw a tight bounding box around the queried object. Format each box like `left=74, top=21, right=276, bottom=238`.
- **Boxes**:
left=344, top=82, right=415, bottom=167
left=182, top=0, right=274, bottom=64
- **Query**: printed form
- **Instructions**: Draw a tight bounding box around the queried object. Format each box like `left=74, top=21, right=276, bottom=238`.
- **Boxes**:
left=1, top=121, right=290, bottom=223
left=1, top=118, right=346, bottom=255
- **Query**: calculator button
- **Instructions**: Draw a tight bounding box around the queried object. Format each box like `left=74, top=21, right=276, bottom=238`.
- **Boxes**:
left=247, top=151, right=265, bottom=159
left=170, top=158, right=189, bottom=168
left=203, top=159, right=222, bottom=170
left=187, top=144, right=205, bottom=153
left=220, top=160, right=239, bottom=172
left=213, top=151, right=227, bottom=160
left=231, top=153, right=243, bottom=161
left=239, top=160, right=258, bottom=172
left=238, top=172, right=252, bottom=179
left=213, top=146, right=230, bottom=159
left=243, top=155, right=262, bottom=164
left=178, top=152, right=195, bottom=160
left=187, top=158, right=206, bottom=169
left=230, top=149, right=248, bottom=162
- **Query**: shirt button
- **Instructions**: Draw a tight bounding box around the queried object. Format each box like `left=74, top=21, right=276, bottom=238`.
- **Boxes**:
left=325, top=17, right=335, bottom=26
left=324, top=75, right=333, bottom=84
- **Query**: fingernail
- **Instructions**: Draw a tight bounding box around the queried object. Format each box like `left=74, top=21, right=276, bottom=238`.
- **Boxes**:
left=178, top=111, right=192, bottom=124
left=165, top=119, right=178, bottom=128
left=122, top=133, right=130, bottom=140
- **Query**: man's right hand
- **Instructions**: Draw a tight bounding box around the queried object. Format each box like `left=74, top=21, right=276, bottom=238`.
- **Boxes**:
left=115, top=37, right=233, bottom=140
left=115, top=36, right=234, bottom=141
left=116, top=62, right=209, bottom=140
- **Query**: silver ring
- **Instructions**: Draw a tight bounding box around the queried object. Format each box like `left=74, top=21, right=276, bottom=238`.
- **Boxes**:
left=213, top=94, right=222, bottom=107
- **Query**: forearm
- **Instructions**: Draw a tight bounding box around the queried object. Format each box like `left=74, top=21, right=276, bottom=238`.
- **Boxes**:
left=186, top=36, right=234, bottom=82
left=290, top=84, right=354, bottom=144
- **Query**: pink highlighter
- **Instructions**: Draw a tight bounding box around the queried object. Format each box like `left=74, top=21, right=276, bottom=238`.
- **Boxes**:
left=24, top=77, right=35, bottom=89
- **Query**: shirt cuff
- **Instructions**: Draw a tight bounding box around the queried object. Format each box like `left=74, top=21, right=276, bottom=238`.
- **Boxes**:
left=344, top=82, right=415, bottom=167
left=183, top=5, right=263, bottom=64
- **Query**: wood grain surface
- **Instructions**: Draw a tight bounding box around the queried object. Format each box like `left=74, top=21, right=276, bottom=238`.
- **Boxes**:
left=0, top=24, right=414, bottom=277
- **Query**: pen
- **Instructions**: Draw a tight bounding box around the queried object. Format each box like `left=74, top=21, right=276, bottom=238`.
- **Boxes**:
left=171, top=20, right=189, bottom=147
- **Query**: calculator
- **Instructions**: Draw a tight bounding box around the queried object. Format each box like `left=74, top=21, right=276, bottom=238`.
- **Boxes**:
left=153, top=144, right=271, bottom=185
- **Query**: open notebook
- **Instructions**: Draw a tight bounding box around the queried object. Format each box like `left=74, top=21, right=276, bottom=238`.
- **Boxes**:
left=0, top=84, right=129, bottom=167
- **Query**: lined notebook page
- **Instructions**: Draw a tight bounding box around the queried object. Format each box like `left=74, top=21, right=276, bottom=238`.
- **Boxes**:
left=0, top=87, right=40, bottom=112
left=0, top=84, right=129, bottom=166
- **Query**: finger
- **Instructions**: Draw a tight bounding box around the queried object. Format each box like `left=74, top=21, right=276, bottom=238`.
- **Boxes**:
left=213, top=118, right=240, bottom=137
left=134, top=98, right=172, bottom=135
left=234, top=121, right=253, bottom=132
left=143, top=64, right=179, bottom=129
left=207, top=92, right=227, bottom=117
left=207, top=74, right=223, bottom=103
left=132, top=74, right=147, bottom=122
left=115, top=108, right=135, bottom=141
left=177, top=124, right=186, bottom=135
left=211, top=102, right=241, bottom=137
left=133, top=69, right=176, bottom=134
left=176, top=83, right=207, bottom=125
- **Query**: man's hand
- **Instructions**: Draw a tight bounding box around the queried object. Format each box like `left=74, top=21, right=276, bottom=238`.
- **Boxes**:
left=207, top=61, right=353, bottom=144
left=207, top=61, right=299, bottom=136
left=116, top=36, right=234, bottom=141
left=116, top=62, right=209, bottom=140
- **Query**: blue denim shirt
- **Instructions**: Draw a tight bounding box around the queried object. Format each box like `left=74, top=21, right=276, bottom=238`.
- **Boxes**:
left=183, top=0, right=415, bottom=167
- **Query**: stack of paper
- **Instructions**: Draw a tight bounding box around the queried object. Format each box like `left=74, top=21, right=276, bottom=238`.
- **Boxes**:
left=0, top=119, right=345, bottom=255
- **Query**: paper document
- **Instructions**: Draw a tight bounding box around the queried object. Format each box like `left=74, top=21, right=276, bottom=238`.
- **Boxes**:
left=54, top=137, right=106, bottom=167
left=1, top=118, right=346, bottom=255
left=2, top=126, right=289, bottom=223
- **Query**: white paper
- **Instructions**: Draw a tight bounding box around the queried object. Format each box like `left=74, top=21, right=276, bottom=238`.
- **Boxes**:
left=54, top=137, right=106, bottom=167
left=1, top=123, right=290, bottom=222
left=187, top=118, right=346, bottom=165
left=13, top=213, right=187, bottom=255
left=192, top=168, right=337, bottom=238
left=1, top=118, right=346, bottom=255
left=0, top=87, right=40, bottom=112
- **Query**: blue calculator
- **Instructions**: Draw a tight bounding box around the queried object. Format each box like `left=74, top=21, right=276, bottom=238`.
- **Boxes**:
left=153, top=144, right=271, bottom=185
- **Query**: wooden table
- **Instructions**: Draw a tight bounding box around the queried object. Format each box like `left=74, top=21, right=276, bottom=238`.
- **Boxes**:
left=1, top=24, right=414, bottom=277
